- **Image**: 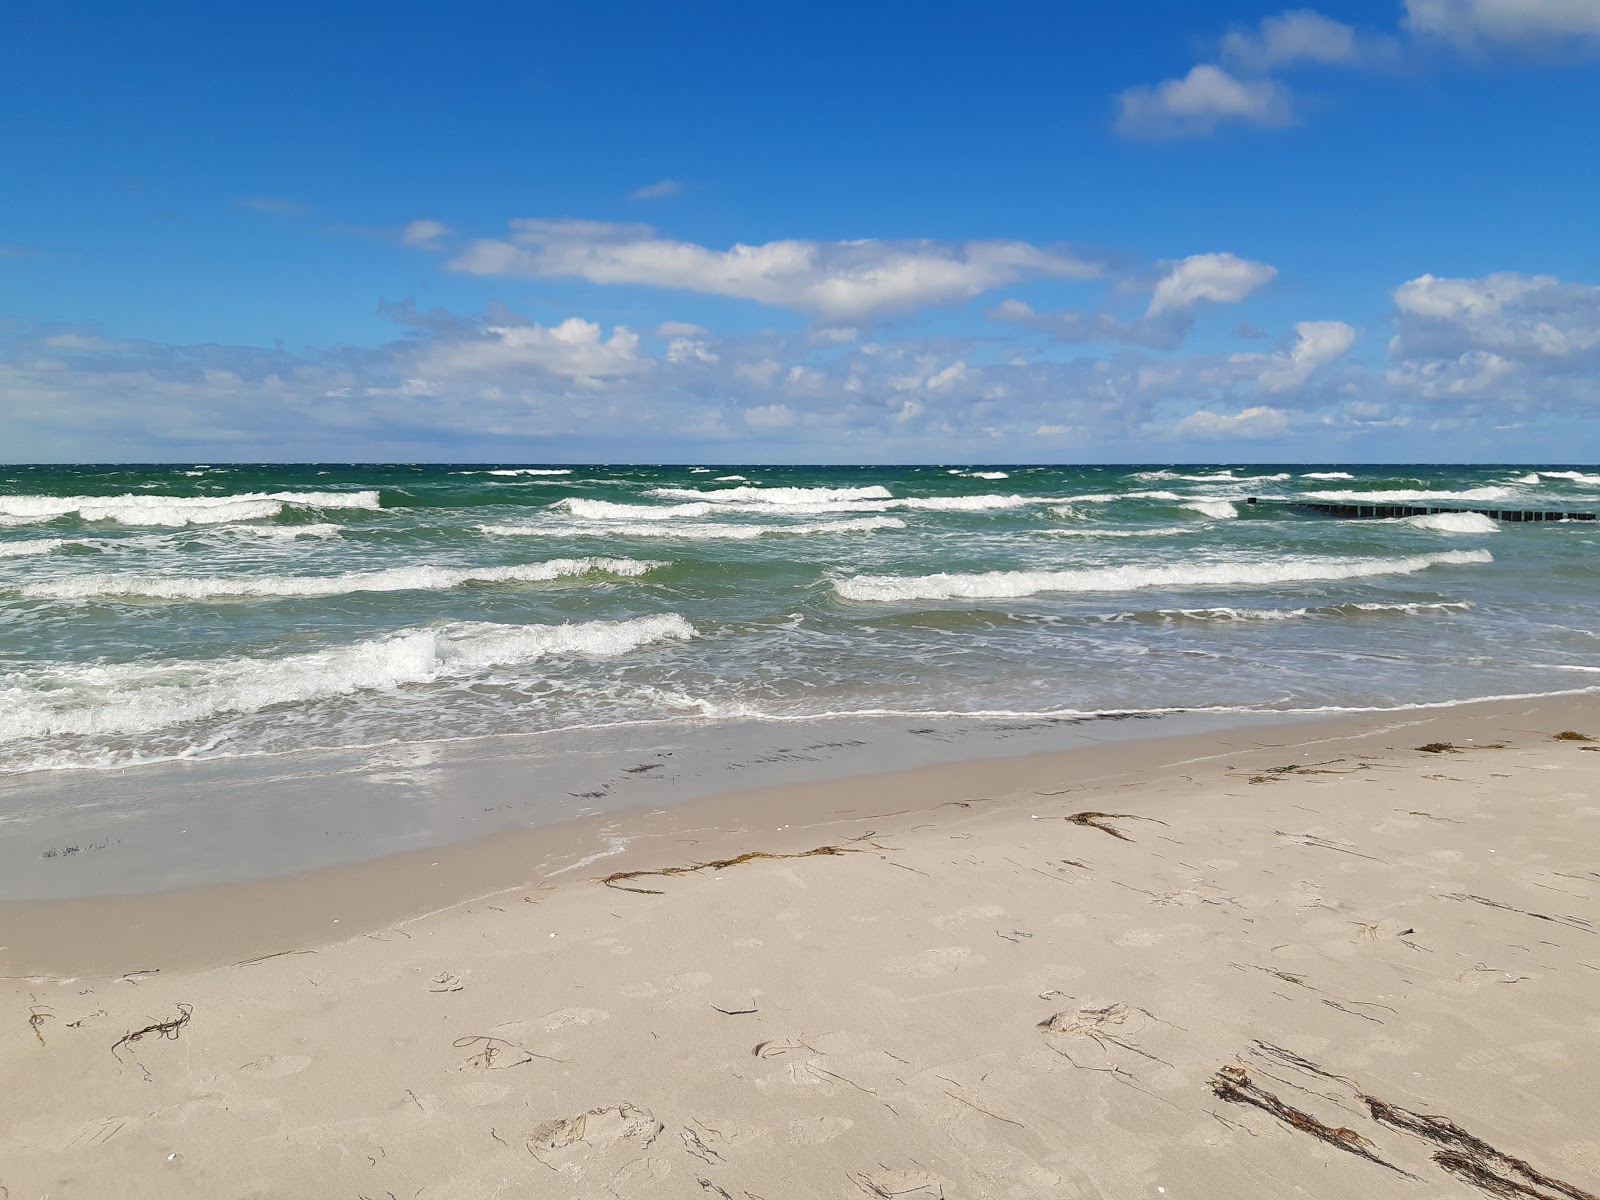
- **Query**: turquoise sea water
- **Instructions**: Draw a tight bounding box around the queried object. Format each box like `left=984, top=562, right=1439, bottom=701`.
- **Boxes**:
left=1, top=463, right=1597, bottom=776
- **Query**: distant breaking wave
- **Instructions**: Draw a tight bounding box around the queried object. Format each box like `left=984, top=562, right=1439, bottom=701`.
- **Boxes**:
left=16, top=557, right=661, bottom=601
left=560, top=492, right=1034, bottom=520
left=833, top=549, right=1494, bottom=602
left=1401, top=512, right=1499, bottom=534
left=0, top=538, right=70, bottom=558
left=482, top=516, right=905, bottom=540
left=1304, top=486, right=1520, bottom=504
left=0, top=613, right=696, bottom=746
left=0, top=490, right=382, bottom=526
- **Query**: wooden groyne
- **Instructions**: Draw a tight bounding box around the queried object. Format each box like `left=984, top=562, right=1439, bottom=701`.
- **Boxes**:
left=1244, top=498, right=1596, bottom=522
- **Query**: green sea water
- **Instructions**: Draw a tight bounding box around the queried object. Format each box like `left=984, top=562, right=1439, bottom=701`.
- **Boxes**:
left=2, top=462, right=1597, bottom=776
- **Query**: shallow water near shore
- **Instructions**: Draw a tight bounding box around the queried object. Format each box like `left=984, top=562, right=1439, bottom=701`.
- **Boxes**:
left=3, top=462, right=1598, bottom=783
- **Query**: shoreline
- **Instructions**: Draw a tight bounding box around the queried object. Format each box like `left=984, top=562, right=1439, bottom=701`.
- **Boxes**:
left=4, top=691, right=1593, bottom=978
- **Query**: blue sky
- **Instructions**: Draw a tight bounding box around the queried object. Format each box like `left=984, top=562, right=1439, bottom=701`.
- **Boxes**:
left=2, top=0, right=1598, bottom=462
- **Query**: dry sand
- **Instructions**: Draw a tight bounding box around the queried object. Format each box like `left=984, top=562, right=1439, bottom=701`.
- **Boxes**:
left=3, top=696, right=1599, bottom=1199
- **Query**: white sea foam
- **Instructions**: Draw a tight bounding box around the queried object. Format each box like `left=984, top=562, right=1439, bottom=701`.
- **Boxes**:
left=650, top=484, right=893, bottom=504
left=0, top=614, right=696, bottom=745
left=17, top=557, right=661, bottom=601
left=833, top=549, right=1493, bottom=602
left=560, top=492, right=1030, bottom=519
left=482, top=516, right=904, bottom=540
left=1401, top=512, right=1500, bottom=534
left=486, top=468, right=573, bottom=476
left=1047, top=526, right=1196, bottom=538
left=715, top=474, right=748, bottom=481
left=0, top=539, right=69, bottom=558
left=966, top=471, right=1010, bottom=480
left=1533, top=470, right=1600, bottom=485
left=1104, top=599, right=1473, bottom=624
left=0, top=490, right=382, bottom=526
left=1304, top=486, right=1519, bottom=503
left=1301, top=472, right=1355, bottom=481
left=1180, top=499, right=1239, bottom=520
left=559, top=498, right=719, bottom=520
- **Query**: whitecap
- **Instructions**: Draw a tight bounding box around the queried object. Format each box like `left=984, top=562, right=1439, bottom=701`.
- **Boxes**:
left=833, top=549, right=1494, bottom=602
left=0, top=614, right=696, bottom=745
left=1300, top=472, right=1355, bottom=481
left=1401, top=512, right=1499, bottom=534
left=17, top=557, right=662, bottom=601
left=1303, top=486, right=1519, bottom=503
left=0, top=490, right=381, bottom=526
left=1180, top=499, right=1238, bottom=520
left=482, top=517, right=904, bottom=540
left=0, top=538, right=69, bottom=559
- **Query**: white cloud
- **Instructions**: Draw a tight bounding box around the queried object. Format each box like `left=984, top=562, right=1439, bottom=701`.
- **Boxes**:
left=1115, top=65, right=1294, bottom=138
left=422, top=317, right=647, bottom=383
left=1173, top=404, right=1292, bottom=438
left=1387, top=271, right=1600, bottom=404
left=1392, top=272, right=1600, bottom=359
left=447, top=218, right=1104, bottom=321
left=401, top=219, right=450, bottom=247
left=1220, top=10, right=1389, bottom=71
left=1231, top=319, right=1358, bottom=392
left=656, top=320, right=707, bottom=337
left=1148, top=253, right=1278, bottom=315
left=1405, top=0, right=1600, bottom=49
left=632, top=179, right=684, bottom=201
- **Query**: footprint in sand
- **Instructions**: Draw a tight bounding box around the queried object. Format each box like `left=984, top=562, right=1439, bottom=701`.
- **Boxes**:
left=235, top=1054, right=311, bottom=1079
left=539, top=1006, right=610, bottom=1031
left=789, top=1115, right=853, bottom=1145
left=528, top=1102, right=666, bottom=1177
left=883, top=946, right=983, bottom=977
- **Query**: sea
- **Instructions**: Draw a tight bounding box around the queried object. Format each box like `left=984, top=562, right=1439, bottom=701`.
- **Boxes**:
left=2, top=463, right=1597, bottom=780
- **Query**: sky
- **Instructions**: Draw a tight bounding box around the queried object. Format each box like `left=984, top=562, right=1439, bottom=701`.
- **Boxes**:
left=2, top=0, right=1599, bottom=463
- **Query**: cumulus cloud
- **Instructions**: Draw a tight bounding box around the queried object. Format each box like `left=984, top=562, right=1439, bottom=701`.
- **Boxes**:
left=401, top=219, right=450, bottom=247
left=1220, top=9, right=1393, bottom=71
left=1148, top=253, right=1278, bottom=315
left=446, top=218, right=1105, bottom=321
left=1231, top=320, right=1358, bottom=392
left=1172, top=405, right=1292, bottom=439
left=1405, top=0, right=1600, bottom=50
left=420, top=317, right=647, bottom=385
left=1115, top=65, right=1294, bottom=138
left=1387, top=271, right=1600, bottom=402
left=632, top=179, right=684, bottom=200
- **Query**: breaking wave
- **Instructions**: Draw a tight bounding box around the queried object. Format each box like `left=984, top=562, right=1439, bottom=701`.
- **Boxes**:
left=17, top=557, right=662, bottom=601
left=1304, top=487, right=1519, bottom=503
left=0, top=538, right=70, bottom=558
left=482, top=517, right=905, bottom=540
left=0, top=490, right=382, bottom=526
left=833, top=549, right=1494, bottom=602
left=1401, top=512, right=1500, bottom=534
left=0, top=614, right=696, bottom=745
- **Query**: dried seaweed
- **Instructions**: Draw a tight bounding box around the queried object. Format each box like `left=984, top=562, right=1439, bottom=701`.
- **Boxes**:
left=1209, top=1066, right=1413, bottom=1175
left=1552, top=731, right=1593, bottom=742
left=1065, top=812, right=1162, bottom=841
left=600, top=845, right=860, bottom=894
left=1442, top=892, right=1596, bottom=934
left=110, top=1004, right=192, bottom=1063
left=1364, top=1098, right=1596, bottom=1200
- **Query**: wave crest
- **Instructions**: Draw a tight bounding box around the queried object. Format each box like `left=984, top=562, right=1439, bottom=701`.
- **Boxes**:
left=834, top=549, right=1494, bottom=602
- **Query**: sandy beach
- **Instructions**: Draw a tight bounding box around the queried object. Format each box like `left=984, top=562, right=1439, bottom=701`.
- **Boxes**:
left=3, top=695, right=1598, bottom=1199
